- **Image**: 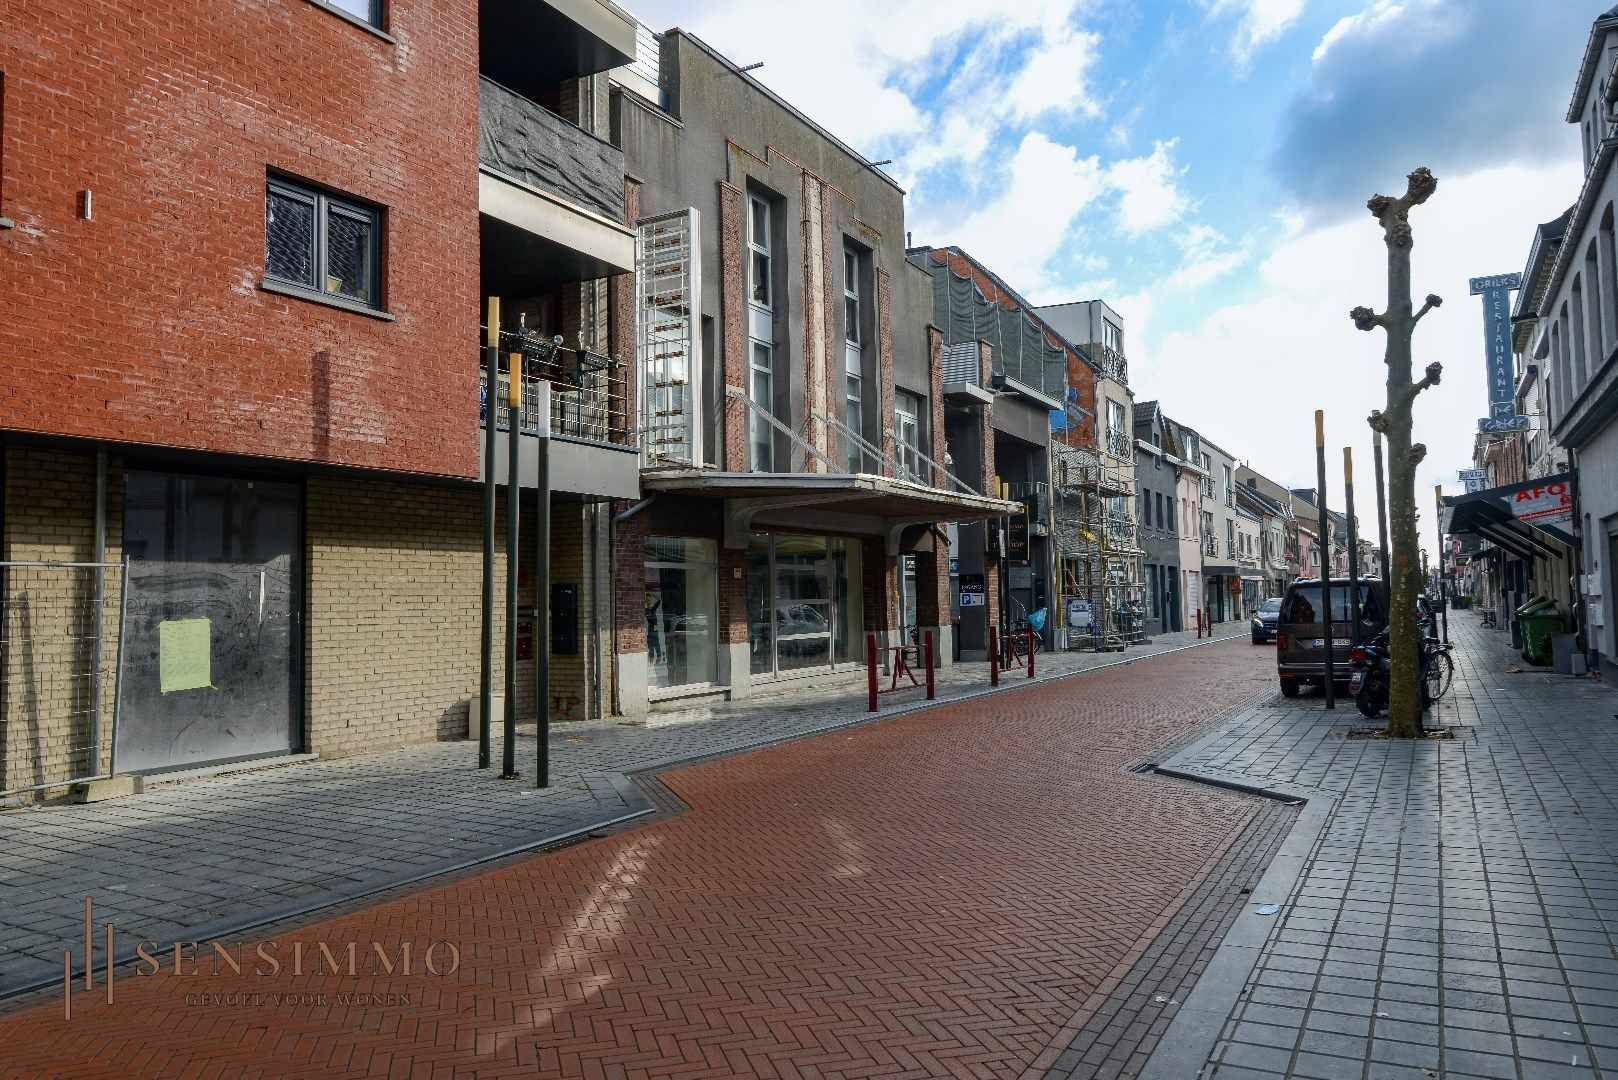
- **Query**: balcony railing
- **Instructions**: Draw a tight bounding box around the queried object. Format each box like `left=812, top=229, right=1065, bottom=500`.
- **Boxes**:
left=1201, top=477, right=1215, bottom=500
left=1203, top=536, right=1218, bottom=557
left=479, top=77, right=625, bottom=221
left=1091, top=342, right=1128, bottom=384
left=1224, top=490, right=1235, bottom=508
left=1105, top=429, right=1132, bottom=460
left=479, top=327, right=631, bottom=446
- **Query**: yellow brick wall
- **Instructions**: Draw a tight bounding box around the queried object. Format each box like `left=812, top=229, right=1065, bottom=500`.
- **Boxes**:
left=1, top=447, right=123, bottom=794
left=305, top=477, right=597, bottom=758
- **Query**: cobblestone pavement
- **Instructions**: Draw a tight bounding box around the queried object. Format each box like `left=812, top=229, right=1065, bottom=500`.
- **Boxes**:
left=0, top=621, right=1245, bottom=999
left=0, top=636, right=1273, bottom=1078
left=1143, top=614, right=1618, bottom=1080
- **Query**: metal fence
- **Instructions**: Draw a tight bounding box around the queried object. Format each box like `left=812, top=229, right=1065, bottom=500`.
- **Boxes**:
left=0, top=560, right=127, bottom=798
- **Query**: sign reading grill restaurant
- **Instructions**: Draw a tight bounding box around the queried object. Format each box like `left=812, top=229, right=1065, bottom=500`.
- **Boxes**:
left=1469, top=273, right=1522, bottom=434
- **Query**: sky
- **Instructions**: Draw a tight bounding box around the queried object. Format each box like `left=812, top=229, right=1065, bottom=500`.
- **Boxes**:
left=633, top=0, right=1595, bottom=522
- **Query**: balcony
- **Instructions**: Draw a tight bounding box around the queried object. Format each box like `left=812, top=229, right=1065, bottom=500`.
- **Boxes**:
left=479, top=78, right=634, bottom=295
left=480, top=0, right=636, bottom=102
left=1203, top=536, right=1218, bottom=557
left=1091, top=343, right=1127, bottom=384
left=478, top=328, right=639, bottom=499
left=1105, top=429, right=1132, bottom=460
left=1201, top=477, right=1215, bottom=500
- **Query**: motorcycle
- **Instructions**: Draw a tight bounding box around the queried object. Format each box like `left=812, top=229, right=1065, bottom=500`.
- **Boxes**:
left=1349, top=625, right=1448, bottom=718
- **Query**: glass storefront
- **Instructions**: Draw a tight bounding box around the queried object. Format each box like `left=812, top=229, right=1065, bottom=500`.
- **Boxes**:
left=747, top=531, right=863, bottom=678
left=645, top=536, right=719, bottom=689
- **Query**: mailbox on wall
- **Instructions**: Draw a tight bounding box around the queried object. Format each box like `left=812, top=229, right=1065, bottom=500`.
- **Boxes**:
left=551, top=583, right=579, bottom=655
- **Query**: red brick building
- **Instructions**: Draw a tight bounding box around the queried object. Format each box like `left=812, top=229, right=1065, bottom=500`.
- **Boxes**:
left=0, top=0, right=639, bottom=796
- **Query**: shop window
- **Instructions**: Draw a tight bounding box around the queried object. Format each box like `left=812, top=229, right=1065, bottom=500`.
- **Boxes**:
left=644, top=536, right=719, bottom=689
left=745, top=532, right=863, bottom=677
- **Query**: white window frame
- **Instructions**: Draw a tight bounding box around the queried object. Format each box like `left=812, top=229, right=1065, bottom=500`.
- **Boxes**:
left=747, top=194, right=775, bottom=471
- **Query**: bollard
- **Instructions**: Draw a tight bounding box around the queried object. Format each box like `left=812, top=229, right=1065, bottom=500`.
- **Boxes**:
left=989, top=625, right=1000, bottom=686
left=866, top=633, right=879, bottom=712
left=1027, top=627, right=1036, bottom=678
left=924, top=630, right=936, bottom=700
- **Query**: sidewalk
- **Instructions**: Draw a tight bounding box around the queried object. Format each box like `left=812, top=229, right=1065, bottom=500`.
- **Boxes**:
left=1140, top=613, right=1618, bottom=1079
left=0, top=621, right=1245, bottom=1000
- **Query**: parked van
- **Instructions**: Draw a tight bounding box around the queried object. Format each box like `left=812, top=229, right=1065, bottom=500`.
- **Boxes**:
left=1277, top=578, right=1386, bottom=698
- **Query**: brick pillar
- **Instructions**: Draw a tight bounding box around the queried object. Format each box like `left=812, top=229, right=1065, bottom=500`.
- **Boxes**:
left=862, top=536, right=896, bottom=638
left=927, top=326, right=947, bottom=488
left=877, top=268, right=895, bottom=475
left=719, top=181, right=748, bottom=472
left=979, top=340, right=1000, bottom=641
left=613, top=509, right=648, bottom=716
left=801, top=171, right=826, bottom=470
left=914, top=537, right=952, bottom=668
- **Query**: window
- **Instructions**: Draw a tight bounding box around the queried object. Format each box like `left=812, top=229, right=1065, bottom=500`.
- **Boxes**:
left=844, top=246, right=864, bottom=472
left=324, top=0, right=382, bottom=26
left=266, top=177, right=380, bottom=307
left=747, top=532, right=863, bottom=676
left=747, top=194, right=775, bottom=470
left=895, top=390, right=923, bottom=483
left=1103, top=320, right=1123, bottom=355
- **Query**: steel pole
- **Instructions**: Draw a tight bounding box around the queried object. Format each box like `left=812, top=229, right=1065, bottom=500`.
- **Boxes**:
left=1344, top=447, right=1361, bottom=641
left=1372, top=431, right=1391, bottom=603
left=501, top=356, right=521, bottom=779
left=479, top=302, right=499, bottom=769
left=535, top=383, right=551, bottom=789
left=1316, top=411, right=1335, bottom=709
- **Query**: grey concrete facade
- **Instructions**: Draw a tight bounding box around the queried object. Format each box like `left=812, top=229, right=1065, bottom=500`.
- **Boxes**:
left=1136, top=401, right=1183, bottom=635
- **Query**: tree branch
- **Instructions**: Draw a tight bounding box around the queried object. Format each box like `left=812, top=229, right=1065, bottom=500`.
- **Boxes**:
left=1350, top=305, right=1383, bottom=332
left=1413, top=294, right=1443, bottom=324
left=1367, top=410, right=1390, bottom=434
left=1412, top=361, right=1443, bottom=395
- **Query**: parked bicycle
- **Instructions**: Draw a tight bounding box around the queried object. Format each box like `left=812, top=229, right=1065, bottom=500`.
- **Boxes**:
left=1001, top=604, right=1046, bottom=667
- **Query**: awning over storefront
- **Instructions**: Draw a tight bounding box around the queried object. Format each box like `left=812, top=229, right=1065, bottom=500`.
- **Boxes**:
left=1444, top=474, right=1574, bottom=563
left=1202, top=563, right=1237, bottom=577
left=641, top=469, right=1023, bottom=551
left=1238, top=566, right=1267, bottom=581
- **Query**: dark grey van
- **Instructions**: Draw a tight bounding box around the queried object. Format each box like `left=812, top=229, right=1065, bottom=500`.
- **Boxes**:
left=1277, top=578, right=1386, bottom=697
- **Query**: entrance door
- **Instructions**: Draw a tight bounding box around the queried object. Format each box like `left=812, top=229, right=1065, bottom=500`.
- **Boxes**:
left=115, top=471, right=301, bottom=774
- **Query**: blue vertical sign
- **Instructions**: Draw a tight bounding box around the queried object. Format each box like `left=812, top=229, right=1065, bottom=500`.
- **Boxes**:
left=1469, top=273, right=1525, bottom=434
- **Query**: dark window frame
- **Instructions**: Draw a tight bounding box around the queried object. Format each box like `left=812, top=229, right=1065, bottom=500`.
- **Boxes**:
left=265, top=174, right=384, bottom=311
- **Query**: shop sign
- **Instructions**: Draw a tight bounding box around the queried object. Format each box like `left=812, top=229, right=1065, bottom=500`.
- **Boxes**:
left=959, top=573, right=986, bottom=608
left=1511, top=480, right=1572, bottom=525
left=1066, top=596, right=1093, bottom=629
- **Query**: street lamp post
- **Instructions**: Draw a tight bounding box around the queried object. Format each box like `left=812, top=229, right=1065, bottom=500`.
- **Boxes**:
left=1316, top=411, right=1335, bottom=709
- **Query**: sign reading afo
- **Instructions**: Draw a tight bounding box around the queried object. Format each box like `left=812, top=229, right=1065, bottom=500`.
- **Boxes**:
left=1511, top=480, right=1572, bottom=526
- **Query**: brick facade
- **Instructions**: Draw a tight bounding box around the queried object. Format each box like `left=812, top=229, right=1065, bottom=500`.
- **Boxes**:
left=0, top=0, right=480, bottom=478
left=877, top=268, right=896, bottom=470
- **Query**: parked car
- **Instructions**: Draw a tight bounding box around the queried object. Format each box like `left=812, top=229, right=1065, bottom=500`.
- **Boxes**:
left=1251, top=597, right=1283, bottom=644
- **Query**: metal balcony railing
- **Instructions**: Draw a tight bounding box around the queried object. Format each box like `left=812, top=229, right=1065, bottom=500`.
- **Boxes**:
left=1203, top=536, right=1218, bottom=557
left=1201, top=477, right=1215, bottom=500
left=479, top=327, right=631, bottom=446
left=1091, top=342, right=1128, bottom=384
left=1225, top=490, right=1235, bottom=508
left=1105, top=429, right=1132, bottom=460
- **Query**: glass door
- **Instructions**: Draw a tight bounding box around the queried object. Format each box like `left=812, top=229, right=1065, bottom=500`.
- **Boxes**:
left=774, top=535, right=831, bottom=672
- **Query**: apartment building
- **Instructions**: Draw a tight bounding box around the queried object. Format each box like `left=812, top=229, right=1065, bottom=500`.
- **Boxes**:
left=609, top=32, right=1014, bottom=711
left=1134, top=402, right=1183, bottom=635
left=0, top=0, right=651, bottom=796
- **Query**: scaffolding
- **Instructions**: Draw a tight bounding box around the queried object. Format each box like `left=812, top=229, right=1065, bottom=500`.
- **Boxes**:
left=1052, top=442, right=1146, bottom=651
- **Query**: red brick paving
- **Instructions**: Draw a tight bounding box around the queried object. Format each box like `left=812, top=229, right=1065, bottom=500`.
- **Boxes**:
left=0, top=639, right=1272, bottom=1079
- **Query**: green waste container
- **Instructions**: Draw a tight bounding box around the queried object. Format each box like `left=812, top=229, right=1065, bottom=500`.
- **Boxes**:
left=1516, top=597, right=1564, bottom=665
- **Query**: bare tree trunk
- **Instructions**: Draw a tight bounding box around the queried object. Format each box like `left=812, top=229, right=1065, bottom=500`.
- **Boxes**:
left=1352, top=168, right=1443, bottom=739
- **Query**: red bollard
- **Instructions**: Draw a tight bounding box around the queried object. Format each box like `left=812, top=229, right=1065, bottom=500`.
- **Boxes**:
left=866, top=633, right=879, bottom=712
left=989, top=626, right=1000, bottom=686
left=924, top=630, right=936, bottom=700
left=1027, top=627, right=1036, bottom=678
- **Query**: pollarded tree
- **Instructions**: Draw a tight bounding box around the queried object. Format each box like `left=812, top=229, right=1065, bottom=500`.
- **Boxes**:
left=1350, top=167, right=1442, bottom=739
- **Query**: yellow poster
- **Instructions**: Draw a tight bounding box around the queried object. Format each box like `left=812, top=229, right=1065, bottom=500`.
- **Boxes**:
left=158, top=618, right=212, bottom=693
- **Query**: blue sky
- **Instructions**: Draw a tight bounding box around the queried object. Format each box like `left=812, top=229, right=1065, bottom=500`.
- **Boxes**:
left=634, top=0, right=1595, bottom=513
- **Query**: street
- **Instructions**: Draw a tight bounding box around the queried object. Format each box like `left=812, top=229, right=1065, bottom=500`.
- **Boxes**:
left=0, top=638, right=1274, bottom=1078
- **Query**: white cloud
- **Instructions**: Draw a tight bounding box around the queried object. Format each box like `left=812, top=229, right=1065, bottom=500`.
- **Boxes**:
left=1164, top=224, right=1250, bottom=290
left=1006, top=27, right=1104, bottom=122
left=945, top=132, right=1107, bottom=285
left=1106, top=139, right=1189, bottom=235
left=1134, top=160, right=1582, bottom=519
left=1205, top=0, right=1308, bottom=67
